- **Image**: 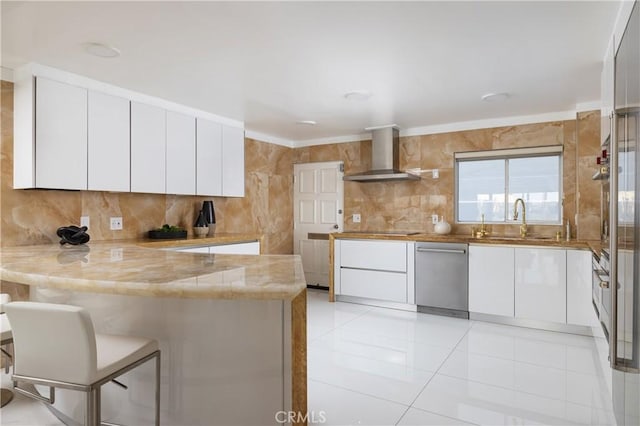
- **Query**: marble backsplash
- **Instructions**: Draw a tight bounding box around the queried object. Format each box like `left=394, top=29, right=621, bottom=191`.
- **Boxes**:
left=1, top=79, right=602, bottom=256
left=294, top=111, right=601, bottom=240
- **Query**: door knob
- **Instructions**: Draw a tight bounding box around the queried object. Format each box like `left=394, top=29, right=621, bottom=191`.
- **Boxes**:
left=333, top=224, right=339, bottom=229
left=599, top=281, right=610, bottom=289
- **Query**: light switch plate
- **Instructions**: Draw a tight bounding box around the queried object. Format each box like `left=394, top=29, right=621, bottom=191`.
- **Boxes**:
left=110, top=217, right=123, bottom=230
left=80, top=216, right=90, bottom=228
left=432, top=169, right=439, bottom=179
left=353, top=213, right=361, bottom=223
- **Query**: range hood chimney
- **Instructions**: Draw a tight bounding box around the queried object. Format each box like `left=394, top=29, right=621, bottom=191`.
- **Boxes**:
left=343, top=126, right=420, bottom=182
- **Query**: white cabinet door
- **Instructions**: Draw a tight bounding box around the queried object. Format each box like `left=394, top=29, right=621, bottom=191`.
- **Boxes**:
left=209, top=241, right=260, bottom=255
left=196, top=119, right=223, bottom=196
left=222, top=125, right=245, bottom=197
left=515, top=248, right=567, bottom=323
left=340, top=240, right=407, bottom=272
left=88, top=91, right=130, bottom=192
left=35, top=77, right=87, bottom=190
left=468, top=245, right=515, bottom=317
left=131, top=102, right=166, bottom=194
left=166, top=111, right=196, bottom=195
left=340, top=268, right=407, bottom=303
left=567, top=250, right=599, bottom=327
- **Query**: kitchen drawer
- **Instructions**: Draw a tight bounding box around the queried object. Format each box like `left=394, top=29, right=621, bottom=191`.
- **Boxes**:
left=340, top=240, right=407, bottom=272
left=340, top=268, right=407, bottom=303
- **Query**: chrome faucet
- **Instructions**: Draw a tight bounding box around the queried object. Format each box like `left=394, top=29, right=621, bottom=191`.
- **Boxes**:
left=513, top=198, right=527, bottom=238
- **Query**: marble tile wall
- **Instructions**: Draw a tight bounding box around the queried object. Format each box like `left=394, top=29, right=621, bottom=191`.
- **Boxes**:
left=0, top=82, right=293, bottom=253
left=293, top=114, right=601, bottom=239
left=1, top=79, right=602, bottom=257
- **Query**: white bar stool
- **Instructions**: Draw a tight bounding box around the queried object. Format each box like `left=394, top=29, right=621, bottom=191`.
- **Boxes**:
left=5, top=301, right=160, bottom=425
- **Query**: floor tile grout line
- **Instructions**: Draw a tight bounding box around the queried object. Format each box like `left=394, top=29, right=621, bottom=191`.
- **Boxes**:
left=405, top=316, right=474, bottom=410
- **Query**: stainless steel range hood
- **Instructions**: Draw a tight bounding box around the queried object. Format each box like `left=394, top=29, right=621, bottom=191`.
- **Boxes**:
left=343, top=126, right=420, bottom=182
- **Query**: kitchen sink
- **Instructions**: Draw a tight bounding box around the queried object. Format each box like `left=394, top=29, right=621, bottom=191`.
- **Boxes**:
left=480, top=235, right=556, bottom=241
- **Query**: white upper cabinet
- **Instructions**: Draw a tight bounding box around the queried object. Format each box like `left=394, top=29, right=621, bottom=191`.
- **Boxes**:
left=515, top=247, right=567, bottom=323
left=222, top=125, right=245, bottom=197
left=130, top=102, right=166, bottom=194
left=196, top=119, right=223, bottom=196
left=13, top=64, right=244, bottom=196
left=468, top=245, right=515, bottom=317
left=35, top=77, right=88, bottom=190
left=166, top=111, right=196, bottom=195
left=88, top=91, right=130, bottom=192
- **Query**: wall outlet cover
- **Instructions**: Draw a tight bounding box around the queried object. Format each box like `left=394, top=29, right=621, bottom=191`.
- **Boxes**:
left=353, top=213, right=361, bottom=223
left=80, top=216, right=90, bottom=228
left=432, top=214, right=439, bottom=224
left=110, top=217, right=123, bottom=231
left=432, top=169, right=439, bottom=179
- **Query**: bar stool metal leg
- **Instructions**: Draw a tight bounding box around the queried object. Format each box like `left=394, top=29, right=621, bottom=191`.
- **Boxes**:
left=155, top=352, right=161, bottom=426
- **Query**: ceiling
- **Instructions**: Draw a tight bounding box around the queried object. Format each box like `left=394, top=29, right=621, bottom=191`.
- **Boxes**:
left=1, top=1, right=621, bottom=145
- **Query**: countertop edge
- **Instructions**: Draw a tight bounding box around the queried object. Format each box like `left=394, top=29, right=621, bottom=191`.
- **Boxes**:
left=330, top=232, right=596, bottom=250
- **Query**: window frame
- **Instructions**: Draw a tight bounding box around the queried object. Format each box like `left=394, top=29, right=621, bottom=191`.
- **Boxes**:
left=454, top=145, right=564, bottom=225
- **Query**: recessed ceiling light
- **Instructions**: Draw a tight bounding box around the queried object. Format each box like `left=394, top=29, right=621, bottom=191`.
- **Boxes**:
left=85, top=42, right=121, bottom=58
left=344, top=90, right=372, bottom=101
left=296, top=120, right=317, bottom=125
left=481, top=92, right=510, bottom=102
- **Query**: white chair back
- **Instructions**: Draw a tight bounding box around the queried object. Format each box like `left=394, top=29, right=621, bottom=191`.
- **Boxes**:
left=5, top=302, right=98, bottom=385
left=0, top=294, right=11, bottom=313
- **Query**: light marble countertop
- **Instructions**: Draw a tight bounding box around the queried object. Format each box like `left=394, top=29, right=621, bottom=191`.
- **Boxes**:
left=0, top=235, right=306, bottom=300
left=332, top=231, right=598, bottom=250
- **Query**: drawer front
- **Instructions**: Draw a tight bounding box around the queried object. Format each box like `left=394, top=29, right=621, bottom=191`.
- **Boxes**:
left=340, top=240, right=407, bottom=272
left=340, top=268, right=407, bottom=303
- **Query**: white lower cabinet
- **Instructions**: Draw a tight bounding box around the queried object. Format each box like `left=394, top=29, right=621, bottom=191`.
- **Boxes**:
left=515, top=247, right=566, bottom=323
left=171, top=241, right=260, bottom=255
left=468, top=245, right=515, bottom=317
left=469, top=245, right=595, bottom=329
left=335, top=240, right=411, bottom=304
left=567, top=249, right=599, bottom=327
left=209, top=242, right=260, bottom=255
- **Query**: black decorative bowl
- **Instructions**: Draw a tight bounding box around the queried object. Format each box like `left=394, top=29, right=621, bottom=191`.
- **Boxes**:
left=148, top=230, right=188, bottom=240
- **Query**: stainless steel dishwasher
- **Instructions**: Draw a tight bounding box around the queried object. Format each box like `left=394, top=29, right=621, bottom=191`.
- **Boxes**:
left=415, top=242, right=469, bottom=319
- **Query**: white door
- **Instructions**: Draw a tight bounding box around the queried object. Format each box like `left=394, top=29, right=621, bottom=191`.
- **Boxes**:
left=293, top=161, right=344, bottom=288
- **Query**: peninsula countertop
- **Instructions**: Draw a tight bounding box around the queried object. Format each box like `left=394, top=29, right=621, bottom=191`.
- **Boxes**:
left=0, top=235, right=306, bottom=301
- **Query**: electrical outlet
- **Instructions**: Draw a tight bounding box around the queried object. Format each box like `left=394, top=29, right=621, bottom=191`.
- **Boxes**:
left=432, top=214, right=439, bottom=224
left=80, top=216, right=90, bottom=228
left=353, top=213, right=361, bottom=223
left=432, top=169, right=439, bottom=179
left=110, top=217, right=123, bottom=231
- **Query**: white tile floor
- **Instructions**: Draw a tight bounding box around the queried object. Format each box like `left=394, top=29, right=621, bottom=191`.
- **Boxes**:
left=0, top=290, right=616, bottom=425
left=306, top=289, right=616, bottom=426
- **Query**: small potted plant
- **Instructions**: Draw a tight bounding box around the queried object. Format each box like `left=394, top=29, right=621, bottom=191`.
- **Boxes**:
left=148, top=224, right=188, bottom=240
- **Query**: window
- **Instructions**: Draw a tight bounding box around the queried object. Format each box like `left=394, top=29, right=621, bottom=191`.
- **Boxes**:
left=455, top=146, right=562, bottom=224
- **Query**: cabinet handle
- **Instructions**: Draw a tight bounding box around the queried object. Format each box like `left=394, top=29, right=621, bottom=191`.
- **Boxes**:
left=416, top=248, right=466, bottom=254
